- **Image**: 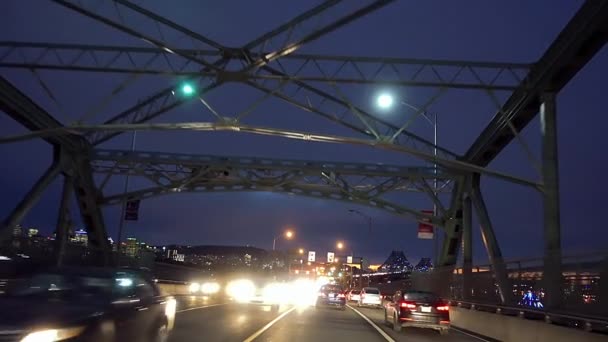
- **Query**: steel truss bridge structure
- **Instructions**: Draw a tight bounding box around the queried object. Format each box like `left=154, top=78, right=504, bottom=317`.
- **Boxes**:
left=1, top=0, right=607, bottom=310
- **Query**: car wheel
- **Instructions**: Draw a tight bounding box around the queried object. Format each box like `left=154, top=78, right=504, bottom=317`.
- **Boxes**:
left=393, top=313, right=402, bottom=332
left=152, top=322, right=169, bottom=342
left=439, top=329, right=449, bottom=336
left=384, top=309, right=390, bottom=326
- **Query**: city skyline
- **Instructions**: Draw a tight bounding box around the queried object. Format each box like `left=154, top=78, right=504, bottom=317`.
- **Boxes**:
left=1, top=1, right=607, bottom=265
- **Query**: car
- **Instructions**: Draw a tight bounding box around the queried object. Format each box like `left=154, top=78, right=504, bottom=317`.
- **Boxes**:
left=358, top=287, right=382, bottom=308
left=0, top=267, right=176, bottom=342
left=225, top=278, right=287, bottom=312
left=384, top=290, right=450, bottom=335
left=316, top=284, right=346, bottom=310
left=188, top=279, right=221, bottom=297
left=348, top=289, right=361, bottom=302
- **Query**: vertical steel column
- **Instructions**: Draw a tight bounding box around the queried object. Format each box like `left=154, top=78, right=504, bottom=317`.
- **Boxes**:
left=471, top=174, right=510, bottom=304
left=462, top=183, right=473, bottom=300
left=540, top=92, right=562, bottom=309
left=54, top=175, right=73, bottom=266
left=1, top=161, right=61, bottom=243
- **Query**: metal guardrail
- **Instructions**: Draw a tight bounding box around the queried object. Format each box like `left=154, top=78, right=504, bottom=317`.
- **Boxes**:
left=451, top=300, right=608, bottom=333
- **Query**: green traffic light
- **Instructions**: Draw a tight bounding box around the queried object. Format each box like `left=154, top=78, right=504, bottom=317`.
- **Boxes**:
left=181, top=83, right=195, bottom=96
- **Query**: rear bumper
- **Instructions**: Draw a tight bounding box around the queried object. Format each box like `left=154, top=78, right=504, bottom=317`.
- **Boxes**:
left=399, top=318, right=450, bottom=330
left=316, top=299, right=346, bottom=307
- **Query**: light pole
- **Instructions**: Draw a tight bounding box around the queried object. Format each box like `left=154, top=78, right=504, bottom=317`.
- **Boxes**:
left=376, top=93, right=440, bottom=264
left=272, top=229, right=294, bottom=251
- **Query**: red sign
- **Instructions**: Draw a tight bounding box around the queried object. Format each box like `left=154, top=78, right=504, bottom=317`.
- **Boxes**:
left=124, top=199, right=140, bottom=221
left=418, top=210, right=434, bottom=239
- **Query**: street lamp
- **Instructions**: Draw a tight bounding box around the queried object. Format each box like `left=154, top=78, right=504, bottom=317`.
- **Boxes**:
left=272, top=229, right=294, bottom=251
left=298, top=248, right=304, bottom=255
left=373, top=93, right=440, bottom=263
left=336, top=241, right=344, bottom=250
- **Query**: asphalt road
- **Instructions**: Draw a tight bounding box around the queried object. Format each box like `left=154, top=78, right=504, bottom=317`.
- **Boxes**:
left=170, top=297, right=487, bottom=342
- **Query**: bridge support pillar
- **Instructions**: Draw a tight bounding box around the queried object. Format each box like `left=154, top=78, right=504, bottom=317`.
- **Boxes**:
left=462, top=181, right=473, bottom=300
left=71, top=155, right=112, bottom=266
left=1, top=158, right=61, bottom=244
left=471, top=174, right=510, bottom=304
left=54, top=175, right=73, bottom=266
left=541, top=92, right=562, bottom=309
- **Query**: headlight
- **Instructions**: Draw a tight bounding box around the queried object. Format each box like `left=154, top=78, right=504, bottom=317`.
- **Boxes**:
left=263, top=283, right=290, bottom=304
left=226, top=279, right=255, bottom=302
left=201, top=282, right=220, bottom=295
left=21, top=327, right=84, bottom=342
left=189, top=282, right=201, bottom=293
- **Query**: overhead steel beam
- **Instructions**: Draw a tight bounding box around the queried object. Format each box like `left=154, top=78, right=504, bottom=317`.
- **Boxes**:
left=464, top=0, right=608, bottom=166
left=0, top=121, right=542, bottom=188
left=51, top=0, right=393, bottom=146
left=0, top=41, right=529, bottom=91
left=0, top=76, right=85, bottom=150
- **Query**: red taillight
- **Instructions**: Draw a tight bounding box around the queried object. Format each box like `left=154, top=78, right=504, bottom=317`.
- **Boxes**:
left=400, top=301, right=416, bottom=309
left=437, top=305, right=449, bottom=311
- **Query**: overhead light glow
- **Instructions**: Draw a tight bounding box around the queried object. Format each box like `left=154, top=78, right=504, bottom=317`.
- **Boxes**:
left=377, top=93, right=394, bottom=109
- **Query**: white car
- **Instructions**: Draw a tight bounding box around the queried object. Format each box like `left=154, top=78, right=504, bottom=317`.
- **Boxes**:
left=358, top=287, right=382, bottom=307
left=348, top=289, right=361, bottom=302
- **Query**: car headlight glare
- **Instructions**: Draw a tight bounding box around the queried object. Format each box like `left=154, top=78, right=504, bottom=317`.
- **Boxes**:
left=189, top=282, right=201, bottom=293
left=21, top=327, right=84, bottom=342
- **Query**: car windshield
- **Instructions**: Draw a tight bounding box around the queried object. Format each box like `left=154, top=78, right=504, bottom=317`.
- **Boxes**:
left=364, top=288, right=380, bottom=294
left=320, top=285, right=342, bottom=293
left=402, top=291, right=441, bottom=302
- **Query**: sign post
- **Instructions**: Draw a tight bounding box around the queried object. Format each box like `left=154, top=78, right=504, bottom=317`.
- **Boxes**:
left=308, top=251, right=316, bottom=262
left=124, top=199, right=141, bottom=221
left=418, top=209, right=434, bottom=239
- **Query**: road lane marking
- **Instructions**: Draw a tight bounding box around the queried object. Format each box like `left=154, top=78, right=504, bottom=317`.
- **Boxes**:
left=451, top=327, right=493, bottom=341
left=347, top=305, right=396, bottom=342
left=177, top=303, right=226, bottom=313
left=242, top=306, right=296, bottom=342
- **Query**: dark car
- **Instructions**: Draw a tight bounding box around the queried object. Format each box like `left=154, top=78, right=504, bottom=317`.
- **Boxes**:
left=316, top=284, right=346, bottom=310
left=384, top=290, right=450, bottom=335
left=0, top=267, right=177, bottom=342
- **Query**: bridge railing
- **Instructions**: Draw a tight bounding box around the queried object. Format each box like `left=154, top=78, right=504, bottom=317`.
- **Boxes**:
left=441, top=252, right=608, bottom=319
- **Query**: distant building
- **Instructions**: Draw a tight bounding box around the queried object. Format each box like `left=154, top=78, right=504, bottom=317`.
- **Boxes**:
left=378, top=251, right=413, bottom=273
left=125, top=237, right=138, bottom=257
left=414, top=258, right=434, bottom=272
left=27, top=228, right=39, bottom=238
left=72, top=229, right=88, bottom=246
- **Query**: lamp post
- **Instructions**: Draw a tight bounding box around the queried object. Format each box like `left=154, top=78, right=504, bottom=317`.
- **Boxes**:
left=272, top=229, right=294, bottom=251
left=376, top=93, right=440, bottom=264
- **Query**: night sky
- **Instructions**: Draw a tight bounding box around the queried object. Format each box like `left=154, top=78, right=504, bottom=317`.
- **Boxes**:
left=1, top=1, right=606, bottom=264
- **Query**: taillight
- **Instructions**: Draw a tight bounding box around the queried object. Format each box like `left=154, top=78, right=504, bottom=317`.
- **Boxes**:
left=437, top=305, right=449, bottom=311
left=400, top=301, right=416, bottom=309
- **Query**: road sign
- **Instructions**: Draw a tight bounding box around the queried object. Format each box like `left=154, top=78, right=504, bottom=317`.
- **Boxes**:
left=327, top=252, right=335, bottom=263
left=418, top=209, right=434, bottom=239
left=308, top=251, right=316, bottom=262
left=124, top=199, right=140, bottom=221
left=347, top=256, right=353, bottom=264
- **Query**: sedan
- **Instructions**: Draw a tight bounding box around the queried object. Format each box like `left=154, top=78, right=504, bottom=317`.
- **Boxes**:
left=316, top=284, right=346, bottom=310
left=0, top=267, right=176, bottom=342
left=384, top=290, right=450, bottom=335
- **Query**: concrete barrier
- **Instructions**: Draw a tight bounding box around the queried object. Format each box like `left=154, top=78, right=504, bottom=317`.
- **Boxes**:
left=451, top=307, right=607, bottom=342
left=157, top=282, right=190, bottom=296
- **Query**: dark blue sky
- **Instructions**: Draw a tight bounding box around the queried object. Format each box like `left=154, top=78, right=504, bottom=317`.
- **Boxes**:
left=1, top=1, right=606, bottom=264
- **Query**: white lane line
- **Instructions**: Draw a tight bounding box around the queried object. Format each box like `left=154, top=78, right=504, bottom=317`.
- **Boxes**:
left=347, top=305, right=396, bottom=342
left=242, top=306, right=297, bottom=342
left=451, top=327, right=493, bottom=342
left=177, top=303, right=226, bottom=313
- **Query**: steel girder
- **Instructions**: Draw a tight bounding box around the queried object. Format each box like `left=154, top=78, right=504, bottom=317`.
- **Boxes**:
left=0, top=76, right=110, bottom=259
left=0, top=42, right=530, bottom=91
left=48, top=0, right=395, bottom=146
left=464, top=0, right=608, bottom=166
left=90, top=149, right=455, bottom=226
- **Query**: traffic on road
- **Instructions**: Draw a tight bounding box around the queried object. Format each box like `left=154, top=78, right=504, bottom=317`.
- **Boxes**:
left=0, top=268, right=488, bottom=341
